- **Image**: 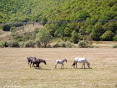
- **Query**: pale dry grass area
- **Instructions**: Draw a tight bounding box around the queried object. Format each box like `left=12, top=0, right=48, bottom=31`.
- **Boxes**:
left=17, top=23, right=45, bottom=34
left=0, top=48, right=117, bottom=88
left=0, top=24, right=45, bottom=41
left=0, top=31, right=11, bottom=41
left=93, top=41, right=117, bottom=48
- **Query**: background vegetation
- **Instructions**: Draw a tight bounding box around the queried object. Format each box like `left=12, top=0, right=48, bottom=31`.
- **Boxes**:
left=0, top=0, right=117, bottom=47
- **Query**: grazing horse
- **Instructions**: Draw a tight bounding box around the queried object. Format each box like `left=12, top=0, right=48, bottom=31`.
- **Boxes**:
left=30, top=58, right=46, bottom=68
left=55, top=59, right=67, bottom=68
left=72, top=57, right=90, bottom=69
left=27, top=57, right=36, bottom=66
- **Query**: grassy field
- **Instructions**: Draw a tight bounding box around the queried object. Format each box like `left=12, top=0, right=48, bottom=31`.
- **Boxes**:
left=0, top=48, right=117, bottom=88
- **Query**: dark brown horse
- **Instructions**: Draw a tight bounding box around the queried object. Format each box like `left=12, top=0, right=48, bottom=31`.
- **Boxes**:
left=30, top=58, right=46, bottom=68
left=27, top=57, right=37, bottom=66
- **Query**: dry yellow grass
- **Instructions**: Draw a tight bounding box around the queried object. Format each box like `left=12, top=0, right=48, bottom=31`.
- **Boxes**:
left=0, top=24, right=45, bottom=42
left=0, top=48, right=117, bottom=88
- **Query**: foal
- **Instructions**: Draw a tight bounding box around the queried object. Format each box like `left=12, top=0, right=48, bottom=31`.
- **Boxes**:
left=72, top=57, right=90, bottom=69
left=55, top=59, right=67, bottom=68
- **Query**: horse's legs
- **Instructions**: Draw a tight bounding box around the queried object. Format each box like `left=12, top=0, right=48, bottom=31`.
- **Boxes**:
left=55, top=64, right=57, bottom=68
left=74, top=65, right=75, bottom=69
left=76, top=62, right=77, bottom=69
left=61, top=64, right=64, bottom=68
left=84, top=63, right=85, bottom=69
left=30, top=63, right=32, bottom=68
left=82, top=63, right=85, bottom=69
left=33, top=63, right=34, bottom=67
left=36, top=63, right=39, bottom=67
left=28, top=61, right=29, bottom=65
left=82, top=63, right=84, bottom=68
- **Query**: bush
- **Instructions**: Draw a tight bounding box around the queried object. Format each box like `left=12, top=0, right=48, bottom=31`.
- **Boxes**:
left=78, top=40, right=93, bottom=48
left=53, top=41, right=75, bottom=48
left=113, top=35, right=117, bottom=41
left=24, top=40, right=35, bottom=48
left=10, top=26, right=16, bottom=32
left=35, top=40, right=41, bottom=47
left=0, top=41, right=8, bottom=47
left=12, top=34, right=23, bottom=42
left=53, top=41, right=66, bottom=48
left=8, top=40, right=19, bottom=47
left=65, top=41, right=75, bottom=48
left=19, top=42, right=25, bottom=48
left=70, top=30, right=79, bottom=44
left=113, top=44, right=117, bottom=48
left=34, top=28, right=39, bottom=34
left=100, top=30, right=114, bottom=41
left=36, top=29, right=51, bottom=47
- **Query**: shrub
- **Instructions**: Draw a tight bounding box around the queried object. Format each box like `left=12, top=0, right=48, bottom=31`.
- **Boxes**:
left=53, top=41, right=66, bottom=48
left=34, top=28, right=39, bottom=34
left=53, top=41, right=75, bottom=48
left=8, top=40, right=19, bottom=47
left=64, top=27, right=71, bottom=37
left=78, top=40, right=90, bottom=48
left=0, top=41, right=8, bottom=47
left=36, top=29, right=51, bottom=47
left=35, top=40, right=41, bottom=47
left=65, top=41, right=75, bottom=48
left=113, top=35, right=117, bottom=41
left=100, top=30, right=114, bottom=41
left=24, top=40, right=35, bottom=48
left=113, top=44, right=117, bottom=48
left=70, top=30, right=79, bottom=44
left=10, top=26, right=16, bottom=32
left=90, top=23, right=104, bottom=41
left=19, top=42, right=25, bottom=48
left=12, top=34, right=23, bottom=42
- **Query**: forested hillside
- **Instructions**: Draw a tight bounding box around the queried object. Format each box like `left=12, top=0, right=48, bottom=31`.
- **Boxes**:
left=0, top=0, right=67, bottom=23
left=0, top=0, right=117, bottom=43
left=45, top=0, right=117, bottom=41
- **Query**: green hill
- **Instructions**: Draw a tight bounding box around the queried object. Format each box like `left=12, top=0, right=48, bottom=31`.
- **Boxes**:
left=0, top=0, right=117, bottom=41
left=0, top=0, right=67, bottom=23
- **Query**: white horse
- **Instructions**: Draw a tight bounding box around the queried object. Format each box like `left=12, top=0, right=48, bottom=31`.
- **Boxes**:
left=55, top=59, right=67, bottom=68
left=72, top=57, right=90, bottom=69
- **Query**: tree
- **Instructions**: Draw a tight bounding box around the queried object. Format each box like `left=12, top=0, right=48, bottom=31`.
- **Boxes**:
left=36, top=29, right=51, bottom=47
left=113, top=35, right=117, bottom=41
left=70, top=30, right=79, bottom=44
left=100, top=30, right=114, bottom=41
left=91, top=23, right=104, bottom=41
left=64, top=27, right=72, bottom=37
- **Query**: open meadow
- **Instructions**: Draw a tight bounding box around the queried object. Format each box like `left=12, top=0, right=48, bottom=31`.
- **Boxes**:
left=0, top=48, right=117, bottom=88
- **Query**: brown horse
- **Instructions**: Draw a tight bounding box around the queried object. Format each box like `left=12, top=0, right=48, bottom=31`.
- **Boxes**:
left=27, top=57, right=37, bottom=66
left=30, top=58, right=47, bottom=68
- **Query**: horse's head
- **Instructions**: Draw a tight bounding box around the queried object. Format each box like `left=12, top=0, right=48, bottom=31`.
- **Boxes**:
left=87, top=63, right=90, bottom=68
left=33, top=57, right=37, bottom=59
left=72, top=61, right=76, bottom=66
left=43, top=60, right=47, bottom=65
left=64, top=59, right=67, bottom=62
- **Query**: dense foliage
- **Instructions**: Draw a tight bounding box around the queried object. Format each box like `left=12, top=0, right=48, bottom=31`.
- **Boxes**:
left=0, top=0, right=117, bottom=42
left=36, top=29, right=51, bottom=47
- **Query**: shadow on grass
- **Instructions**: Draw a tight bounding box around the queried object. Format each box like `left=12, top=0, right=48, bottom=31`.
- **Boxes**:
left=74, top=67, right=93, bottom=69
left=54, top=68, right=69, bottom=70
left=34, top=67, right=51, bottom=70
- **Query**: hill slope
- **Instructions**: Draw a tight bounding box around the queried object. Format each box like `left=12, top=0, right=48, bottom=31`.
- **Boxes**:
left=0, top=0, right=67, bottom=23
left=0, top=0, right=117, bottom=41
